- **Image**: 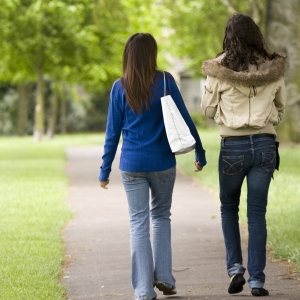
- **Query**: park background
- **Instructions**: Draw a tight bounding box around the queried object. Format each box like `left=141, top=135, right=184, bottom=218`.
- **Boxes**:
left=0, top=0, right=299, bottom=299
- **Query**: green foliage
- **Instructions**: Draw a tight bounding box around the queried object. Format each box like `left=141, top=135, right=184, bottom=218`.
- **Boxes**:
left=0, top=86, right=18, bottom=134
left=190, top=112, right=207, bottom=129
left=120, top=0, right=169, bottom=69
left=162, top=0, right=248, bottom=74
left=0, top=0, right=125, bottom=89
left=177, top=129, right=300, bottom=270
left=265, top=146, right=300, bottom=268
left=0, top=0, right=169, bottom=138
left=83, top=89, right=110, bottom=132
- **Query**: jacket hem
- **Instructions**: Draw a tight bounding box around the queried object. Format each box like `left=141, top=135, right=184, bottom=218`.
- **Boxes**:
left=219, top=123, right=277, bottom=137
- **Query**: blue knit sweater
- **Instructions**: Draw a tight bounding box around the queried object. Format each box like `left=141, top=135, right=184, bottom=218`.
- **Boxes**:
left=99, top=71, right=206, bottom=181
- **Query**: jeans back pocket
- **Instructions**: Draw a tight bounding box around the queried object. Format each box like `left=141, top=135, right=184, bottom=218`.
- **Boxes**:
left=121, top=171, right=139, bottom=182
left=157, top=167, right=176, bottom=183
left=222, top=155, right=244, bottom=175
left=261, top=151, right=276, bottom=172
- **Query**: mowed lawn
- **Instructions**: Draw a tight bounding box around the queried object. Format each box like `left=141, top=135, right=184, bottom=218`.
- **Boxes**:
left=0, top=131, right=299, bottom=300
left=0, top=134, right=102, bottom=300
left=176, top=129, right=300, bottom=270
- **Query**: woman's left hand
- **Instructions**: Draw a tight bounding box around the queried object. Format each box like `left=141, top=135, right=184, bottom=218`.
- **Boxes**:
left=193, top=161, right=203, bottom=172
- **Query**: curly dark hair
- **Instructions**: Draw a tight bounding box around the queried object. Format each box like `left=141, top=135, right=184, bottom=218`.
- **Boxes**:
left=217, top=13, right=281, bottom=72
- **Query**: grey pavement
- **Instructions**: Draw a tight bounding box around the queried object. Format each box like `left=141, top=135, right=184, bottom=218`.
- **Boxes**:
left=62, top=146, right=300, bottom=300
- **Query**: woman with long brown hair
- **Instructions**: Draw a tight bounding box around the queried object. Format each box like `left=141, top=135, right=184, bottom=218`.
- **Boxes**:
left=201, top=14, right=287, bottom=297
left=99, top=33, right=206, bottom=300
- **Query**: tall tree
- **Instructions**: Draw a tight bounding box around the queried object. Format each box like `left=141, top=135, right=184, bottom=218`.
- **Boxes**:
left=17, top=83, right=32, bottom=136
left=1, top=0, right=170, bottom=137
left=162, top=0, right=248, bottom=74
left=0, top=0, right=118, bottom=140
left=0, top=1, right=70, bottom=140
left=0, top=8, right=35, bottom=136
left=46, top=81, right=60, bottom=139
left=161, top=0, right=268, bottom=74
left=265, top=0, right=300, bottom=142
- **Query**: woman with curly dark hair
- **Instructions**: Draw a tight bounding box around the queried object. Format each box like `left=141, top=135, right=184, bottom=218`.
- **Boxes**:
left=201, top=14, right=287, bottom=297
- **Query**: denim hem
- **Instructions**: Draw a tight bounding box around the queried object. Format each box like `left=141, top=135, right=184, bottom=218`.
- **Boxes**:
left=248, top=280, right=264, bottom=289
left=228, top=263, right=246, bottom=278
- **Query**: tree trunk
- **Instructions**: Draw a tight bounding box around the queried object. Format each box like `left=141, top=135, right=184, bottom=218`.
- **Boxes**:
left=46, top=82, right=59, bottom=139
left=265, top=0, right=300, bottom=142
left=60, top=83, right=67, bottom=134
left=247, top=0, right=266, bottom=29
left=33, top=67, right=45, bottom=142
left=17, top=83, right=30, bottom=136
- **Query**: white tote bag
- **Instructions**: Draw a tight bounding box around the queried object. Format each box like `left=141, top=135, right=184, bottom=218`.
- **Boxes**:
left=161, top=72, right=196, bottom=155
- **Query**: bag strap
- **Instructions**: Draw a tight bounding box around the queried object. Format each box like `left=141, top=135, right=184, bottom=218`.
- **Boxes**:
left=163, top=71, right=166, bottom=96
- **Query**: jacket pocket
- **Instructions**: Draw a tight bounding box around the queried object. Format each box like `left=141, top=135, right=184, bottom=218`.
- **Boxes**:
left=222, top=155, right=244, bottom=175
left=204, top=84, right=213, bottom=94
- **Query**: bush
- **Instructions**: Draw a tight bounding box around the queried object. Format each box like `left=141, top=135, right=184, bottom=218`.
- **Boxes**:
left=83, top=89, right=110, bottom=132
left=190, top=112, right=207, bottom=128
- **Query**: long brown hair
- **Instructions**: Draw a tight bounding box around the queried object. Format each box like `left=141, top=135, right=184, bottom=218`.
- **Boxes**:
left=217, top=13, right=281, bottom=72
left=121, top=33, right=158, bottom=114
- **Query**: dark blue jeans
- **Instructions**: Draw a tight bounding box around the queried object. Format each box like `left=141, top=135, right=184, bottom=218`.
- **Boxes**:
left=219, top=135, right=276, bottom=288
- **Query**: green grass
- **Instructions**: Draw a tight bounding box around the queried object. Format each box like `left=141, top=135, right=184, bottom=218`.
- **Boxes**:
left=176, top=129, right=300, bottom=270
left=0, top=134, right=103, bottom=300
left=1, top=131, right=298, bottom=300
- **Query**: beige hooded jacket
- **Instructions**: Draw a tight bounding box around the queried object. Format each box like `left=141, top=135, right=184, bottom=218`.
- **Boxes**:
left=201, top=55, right=287, bottom=136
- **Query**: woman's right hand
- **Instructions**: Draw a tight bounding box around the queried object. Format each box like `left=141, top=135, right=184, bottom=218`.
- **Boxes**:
left=194, top=161, right=203, bottom=172
left=99, top=179, right=110, bottom=189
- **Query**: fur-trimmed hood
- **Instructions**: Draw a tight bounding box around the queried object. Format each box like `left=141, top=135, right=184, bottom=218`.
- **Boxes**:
left=202, top=55, right=288, bottom=87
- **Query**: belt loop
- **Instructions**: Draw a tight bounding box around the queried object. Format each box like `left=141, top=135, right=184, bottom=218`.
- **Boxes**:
left=250, top=135, right=253, bottom=144
left=221, top=137, right=225, bottom=147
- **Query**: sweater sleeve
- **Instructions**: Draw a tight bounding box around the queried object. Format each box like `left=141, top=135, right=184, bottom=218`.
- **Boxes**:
left=166, top=73, right=207, bottom=166
left=98, top=81, right=123, bottom=181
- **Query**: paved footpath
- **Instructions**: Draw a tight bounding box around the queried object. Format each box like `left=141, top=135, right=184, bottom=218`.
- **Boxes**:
left=62, top=146, right=300, bottom=300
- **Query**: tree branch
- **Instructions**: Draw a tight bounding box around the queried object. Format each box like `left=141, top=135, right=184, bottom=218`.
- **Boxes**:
left=221, top=0, right=238, bottom=14
left=248, top=0, right=266, bottom=28
left=254, top=0, right=265, bottom=14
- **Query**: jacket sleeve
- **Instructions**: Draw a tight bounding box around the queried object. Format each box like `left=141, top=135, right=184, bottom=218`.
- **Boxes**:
left=167, top=73, right=207, bottom=167
left=98, top=81, right=123, bottom=181
left=274, top=78, right=286, bottom=122
left=201, top=76, right=221, bottom=119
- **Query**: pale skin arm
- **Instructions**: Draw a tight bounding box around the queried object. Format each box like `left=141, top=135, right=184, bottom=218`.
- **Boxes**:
left=99, top=179, right=109, bottom=189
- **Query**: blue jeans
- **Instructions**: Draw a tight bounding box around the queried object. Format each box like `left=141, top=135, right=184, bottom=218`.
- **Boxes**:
left=219, top=135, right=276, bottom=288
left=120, top=167, right=176, bottom=300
